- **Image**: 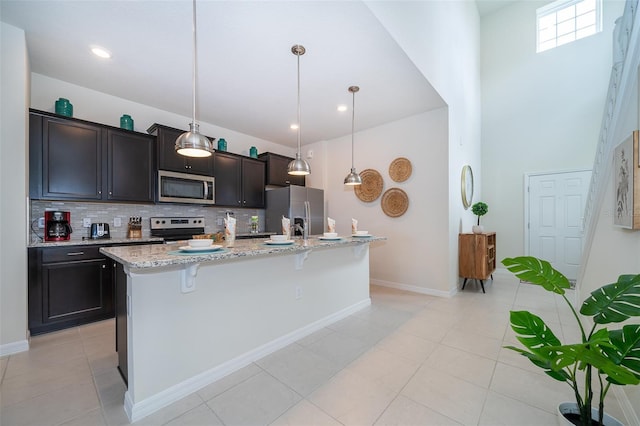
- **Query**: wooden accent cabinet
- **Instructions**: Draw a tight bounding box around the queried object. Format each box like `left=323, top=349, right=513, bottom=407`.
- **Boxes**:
left=458, top=232, right=496, bottom=293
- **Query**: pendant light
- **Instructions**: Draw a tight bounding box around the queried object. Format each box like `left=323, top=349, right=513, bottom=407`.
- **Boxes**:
left=287, top=44, right=311, bottom=176
left=344, top=86, right=362, bottom=186
left=175, top=0, right=214, bottom=158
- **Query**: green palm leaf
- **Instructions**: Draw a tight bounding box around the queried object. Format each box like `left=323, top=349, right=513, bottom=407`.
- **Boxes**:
left=509, top=311, right=562, bottom=352
left=580, top=274, right=640, bottom=324
left=504, top=344, right=570, bottom=382
left=602, top=325, right=640, bottom=384
left=542, top=343, right=639, bottom=385
left=502, top=257, right=570, bottom=295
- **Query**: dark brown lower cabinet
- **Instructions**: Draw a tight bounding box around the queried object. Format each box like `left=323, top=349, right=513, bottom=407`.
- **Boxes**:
left=28, top=241, right=161, bottom=337
left=28, top=246, right=114, bottom=335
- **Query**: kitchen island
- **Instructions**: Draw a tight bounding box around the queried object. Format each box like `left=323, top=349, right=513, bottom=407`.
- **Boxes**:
left=100, top=236, right=384, bottom=422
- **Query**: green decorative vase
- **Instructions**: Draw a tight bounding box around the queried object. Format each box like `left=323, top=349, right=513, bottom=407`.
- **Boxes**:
left=55, top=98, right=73, bottom=117
left=120, top=114, right=134, bottom=131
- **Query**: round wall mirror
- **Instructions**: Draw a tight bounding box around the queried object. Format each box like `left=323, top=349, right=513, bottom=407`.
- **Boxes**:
left=461, top=165, right=474, bottom=209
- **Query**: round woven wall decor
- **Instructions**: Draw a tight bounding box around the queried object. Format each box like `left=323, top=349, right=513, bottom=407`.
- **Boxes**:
left=354, top=169, right=384, bottom=202
left=381, top=188, right=409, bottom=217
left=389, top=157, right=412, bottom=182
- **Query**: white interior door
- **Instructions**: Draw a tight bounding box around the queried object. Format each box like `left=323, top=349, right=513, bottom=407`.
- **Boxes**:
left=527, top=170, right=592, bottom=281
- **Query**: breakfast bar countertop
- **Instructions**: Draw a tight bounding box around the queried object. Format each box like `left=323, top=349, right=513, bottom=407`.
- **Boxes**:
left=28, top=236, right=164, bottom=248
left=100, top=235, right=385, bottom=270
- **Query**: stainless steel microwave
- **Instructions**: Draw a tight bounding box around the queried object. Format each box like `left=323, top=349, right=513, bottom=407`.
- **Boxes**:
left=158, top=170, right=215, bottom=205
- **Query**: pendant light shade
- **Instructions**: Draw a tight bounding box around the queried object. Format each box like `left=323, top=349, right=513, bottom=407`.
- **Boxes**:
left=288, top=44, right=311, bottom=176
left=344, top=86, right=362, bottom=186
left=175, top=0, right=214, bottom=158
left=176, top=123, right=213, bottom=157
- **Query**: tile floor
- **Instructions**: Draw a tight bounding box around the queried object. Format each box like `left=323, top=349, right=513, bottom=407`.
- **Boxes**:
left=0, top=274, right=626, bottom=426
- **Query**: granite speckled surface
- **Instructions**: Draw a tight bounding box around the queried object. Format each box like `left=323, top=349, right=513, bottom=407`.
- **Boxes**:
left=28, top=237, right=164, bottom=248
left=100, top=236, right=385, bottom=270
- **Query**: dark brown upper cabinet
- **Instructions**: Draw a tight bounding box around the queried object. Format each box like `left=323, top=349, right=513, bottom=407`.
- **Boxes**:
left=258, top=152, right=305, bottom=187
left=29, top=110, right=155, bottom=203
left=148, top=123, right=213, bottom=176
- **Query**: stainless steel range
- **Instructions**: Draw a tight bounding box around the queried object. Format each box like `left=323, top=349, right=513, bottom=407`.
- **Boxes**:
left=150, top=217, right=205, bottom=242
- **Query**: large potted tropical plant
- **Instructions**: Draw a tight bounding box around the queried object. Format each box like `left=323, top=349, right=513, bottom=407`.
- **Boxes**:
left=502, top=256, right=640, bottom=426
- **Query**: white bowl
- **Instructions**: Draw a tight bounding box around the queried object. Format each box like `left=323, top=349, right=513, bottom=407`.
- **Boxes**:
left=270, top=234, right=288, bottom=242
left=323, top=232, right=338, bottom=238
left=188, top=239, right=213, bottom=248
left=355, top=230, right=369, bottom=236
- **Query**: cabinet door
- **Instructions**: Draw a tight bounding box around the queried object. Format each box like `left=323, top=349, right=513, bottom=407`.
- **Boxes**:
left=41, top=116, right=103, bottom=200
left=213, top=152, right=242, bottom=206
left=41, top=258, right=113, bottom=327
left=156, top=125, right=213, bottom=175
left=242, top=158, right=266, bottom=208
left=156, top=126, right=186, bottom=173
left=107, top=129, right=155, bottom=202
left=262, top=153, right=305, bottom=186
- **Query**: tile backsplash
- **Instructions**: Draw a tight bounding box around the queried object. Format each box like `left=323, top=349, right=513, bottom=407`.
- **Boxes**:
left=30, top=200, right=264, bottom=244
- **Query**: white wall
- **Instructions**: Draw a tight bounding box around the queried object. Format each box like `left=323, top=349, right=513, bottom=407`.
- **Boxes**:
left=318, top=109, right=450, bottom=296
left=30, top=74, right=297, bottom=159
left=0, top=22, right=29, bottom=354
left=481, top=0, right=624, bottom=262
left=365, top=1, right=482, bottom=292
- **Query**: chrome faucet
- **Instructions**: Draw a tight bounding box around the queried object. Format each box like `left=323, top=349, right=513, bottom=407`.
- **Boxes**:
left=293, top=201, right=311, bottom=244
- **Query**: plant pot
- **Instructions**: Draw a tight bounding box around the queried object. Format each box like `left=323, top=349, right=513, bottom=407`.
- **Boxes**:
left=472, top=225, right=484, bottom=234
left=556, top=402, right=623, bottom=426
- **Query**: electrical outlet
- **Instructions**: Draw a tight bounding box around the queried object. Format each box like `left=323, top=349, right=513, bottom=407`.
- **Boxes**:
left=114, top=217, right=122, bottom=227
left=83, top=218, right=92, bottom=228
left=295, top=286, right=302, bottom=300
left=38, top=217, right=45, bottom=228
left=217, top=218, right=223, bottom=226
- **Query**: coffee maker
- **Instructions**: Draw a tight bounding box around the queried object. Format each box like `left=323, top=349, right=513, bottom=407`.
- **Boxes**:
left=44, top=210, right=72, bottom=241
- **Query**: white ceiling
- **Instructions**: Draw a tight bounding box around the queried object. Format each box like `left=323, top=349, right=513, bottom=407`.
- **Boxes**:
left=0, top=1, right=515, bottom=147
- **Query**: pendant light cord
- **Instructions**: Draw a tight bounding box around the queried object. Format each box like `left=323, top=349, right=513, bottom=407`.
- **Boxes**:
left=351, top=89, right=355, bottom=169
left=191, top=0, right=198, bottom=124
left=296, top=50, right=301, bottom=156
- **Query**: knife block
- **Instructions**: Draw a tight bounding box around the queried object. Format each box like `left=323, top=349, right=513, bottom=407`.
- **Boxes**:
left=127, top=224, right=142, bottom=239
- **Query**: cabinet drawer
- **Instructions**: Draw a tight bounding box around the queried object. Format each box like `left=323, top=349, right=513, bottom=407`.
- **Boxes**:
left=42, top=246, right=103, bottom=263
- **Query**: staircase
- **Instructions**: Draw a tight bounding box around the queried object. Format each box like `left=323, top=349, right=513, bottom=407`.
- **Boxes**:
left=580, top=0, right=639, bottom=279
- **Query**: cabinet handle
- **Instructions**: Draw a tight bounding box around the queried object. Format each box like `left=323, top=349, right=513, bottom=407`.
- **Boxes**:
left=66, top=251, right=85, bottom=256
left=102, top=264, right=106, bottom=269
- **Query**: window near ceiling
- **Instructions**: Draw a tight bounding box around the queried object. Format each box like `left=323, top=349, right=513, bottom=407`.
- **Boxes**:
left=537, top=0, right=602, bottom=52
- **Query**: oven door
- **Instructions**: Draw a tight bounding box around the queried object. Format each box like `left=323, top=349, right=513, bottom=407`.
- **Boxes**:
left=158, top=171, right=215, bottom=204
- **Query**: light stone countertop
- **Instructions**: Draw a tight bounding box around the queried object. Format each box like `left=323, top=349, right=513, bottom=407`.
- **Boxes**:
left=28, top=237, right=165, bottom=248
left=100, top=235, right=385, bottom=270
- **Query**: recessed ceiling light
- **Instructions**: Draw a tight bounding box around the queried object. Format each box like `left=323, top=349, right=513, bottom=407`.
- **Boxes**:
left=337, top=105, right=348, bottom=112
left=91, top=46, right=112, bottom=59
left=290, top=123, right=299, bottom=130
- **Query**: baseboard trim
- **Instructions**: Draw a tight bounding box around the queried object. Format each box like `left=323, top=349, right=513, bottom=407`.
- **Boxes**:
left=614, top=386, right=639, bottom=426
left=125, top=298, right=371, bottom=423
left=370, top=279, right=456, bottom=298
left=0, top=339, right=29, bottom=356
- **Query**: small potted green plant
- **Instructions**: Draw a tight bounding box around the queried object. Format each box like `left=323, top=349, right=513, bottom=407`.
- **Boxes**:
left=502, top=256, right=640, bottom=426
left=471, top=201, right=488, bottom=233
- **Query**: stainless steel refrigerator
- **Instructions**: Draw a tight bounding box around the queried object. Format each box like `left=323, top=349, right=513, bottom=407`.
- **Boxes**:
left=265, top=186, right=324, bottom=236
